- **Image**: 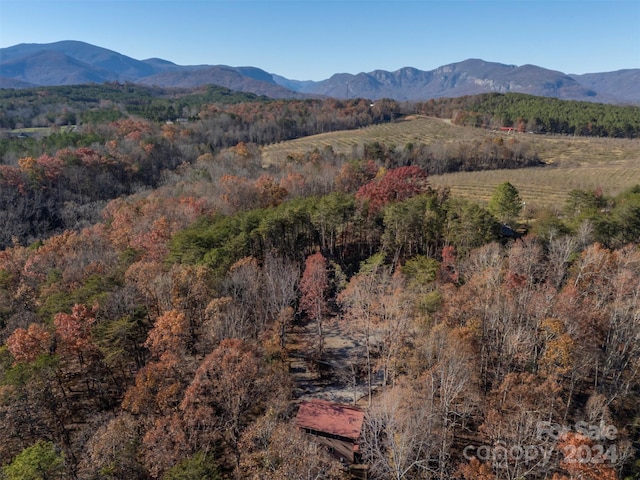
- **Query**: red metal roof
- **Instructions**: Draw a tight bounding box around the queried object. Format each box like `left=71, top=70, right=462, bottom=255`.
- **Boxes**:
left=295, top=399, right=365, bottom=441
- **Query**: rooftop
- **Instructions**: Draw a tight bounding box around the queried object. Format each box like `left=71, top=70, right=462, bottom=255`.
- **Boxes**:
left=295, top=399, right=365, bottom=441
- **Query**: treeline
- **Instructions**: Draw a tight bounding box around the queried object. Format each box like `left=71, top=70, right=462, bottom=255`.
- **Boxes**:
left=169, top=176, right=640, bottom=274
left=0, top=83, right=398, bottom=129
left=359, top=136, right=542, bottom=175
left=410, top=92, right=640, bottom=137
left=168, top=177, right=496, bottom=278
left=195, top=97, right=400, bottom=147
left=0, top=83, right=268, bottom=128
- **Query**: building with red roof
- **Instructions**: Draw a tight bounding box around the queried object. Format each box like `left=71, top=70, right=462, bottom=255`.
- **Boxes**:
left=295, top=399, right=365, bottom=464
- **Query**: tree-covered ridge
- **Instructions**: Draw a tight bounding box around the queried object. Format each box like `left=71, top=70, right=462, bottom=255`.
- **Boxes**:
left=0, top=83, right=268, bottom=128
left=0, top=82, right=399, bottom=129
left=413, top=92, right=640, bottom=137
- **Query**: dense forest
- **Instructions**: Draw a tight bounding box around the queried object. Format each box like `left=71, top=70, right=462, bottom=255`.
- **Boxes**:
left=412, top=92, right=640, bottom=137
left=0, top=84, right=639, bottom=480
left=0, top=83, right=271, bottom=128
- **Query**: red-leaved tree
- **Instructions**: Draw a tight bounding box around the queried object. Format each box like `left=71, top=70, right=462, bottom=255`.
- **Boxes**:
left=54, top=303, right=98, bottom=364
left=355, top=165, right=429, bottom=214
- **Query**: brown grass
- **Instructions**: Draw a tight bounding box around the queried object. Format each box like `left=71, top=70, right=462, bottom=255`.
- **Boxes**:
left=261, top=116, right=640, bottom=209
left=261, top=116, right=465, bottom=166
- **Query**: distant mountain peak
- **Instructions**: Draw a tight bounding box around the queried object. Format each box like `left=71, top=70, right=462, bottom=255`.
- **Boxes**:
left=1, top=40, right=638, bottom=104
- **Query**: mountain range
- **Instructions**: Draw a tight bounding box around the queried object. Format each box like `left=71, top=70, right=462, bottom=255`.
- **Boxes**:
left=1, top=40, right=639, bottom=104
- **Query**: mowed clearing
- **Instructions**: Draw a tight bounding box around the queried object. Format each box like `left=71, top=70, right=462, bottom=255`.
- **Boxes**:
left=261, top=116, right=640, bottom=209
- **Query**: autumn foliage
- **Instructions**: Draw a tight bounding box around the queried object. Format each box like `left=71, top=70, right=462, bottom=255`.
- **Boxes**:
left=7, top=323, right=52, bottom=363
left=553, top=433, right=618, bottom=480
left=355, top=165, right=428, bottom=211
left=0, top=89, right=639, bottom=479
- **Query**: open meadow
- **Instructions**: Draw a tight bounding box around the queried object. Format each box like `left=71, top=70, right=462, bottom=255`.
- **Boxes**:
left=262, top=115, right=640, bottom=210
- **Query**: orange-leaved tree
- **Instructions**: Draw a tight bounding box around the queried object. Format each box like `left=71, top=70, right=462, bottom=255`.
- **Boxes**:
left=299, top=252, right=330, bottom=358
left=554, top=432, right=618, bottom=480
left=6, top=323, right=52, bottom=363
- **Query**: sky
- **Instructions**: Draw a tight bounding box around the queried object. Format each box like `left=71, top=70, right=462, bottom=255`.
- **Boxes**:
left=1, top=0, right=639, bottom=81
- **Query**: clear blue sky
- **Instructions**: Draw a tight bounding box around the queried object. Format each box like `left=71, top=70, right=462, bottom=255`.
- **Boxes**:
left=1, top=0, right=639, bottom=80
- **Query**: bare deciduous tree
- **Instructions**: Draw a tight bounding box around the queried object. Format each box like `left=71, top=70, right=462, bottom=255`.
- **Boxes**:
left=360, top=382, right=438, bottom=480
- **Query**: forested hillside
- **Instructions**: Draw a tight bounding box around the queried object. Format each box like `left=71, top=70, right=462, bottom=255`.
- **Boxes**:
left=412, top=92, right=640, bottom=137
left=0, top=85, right=399, bottom=248
left=0, top=87, right=639, bottom=480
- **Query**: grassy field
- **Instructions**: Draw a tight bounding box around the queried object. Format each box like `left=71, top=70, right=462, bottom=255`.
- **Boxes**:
left=261, top=116, right=467, bottom=165
left=261, top=116, right=640, bottom=209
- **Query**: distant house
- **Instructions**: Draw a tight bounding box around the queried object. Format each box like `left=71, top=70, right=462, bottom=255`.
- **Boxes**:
left=295, top=399, right=365, bottom=465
